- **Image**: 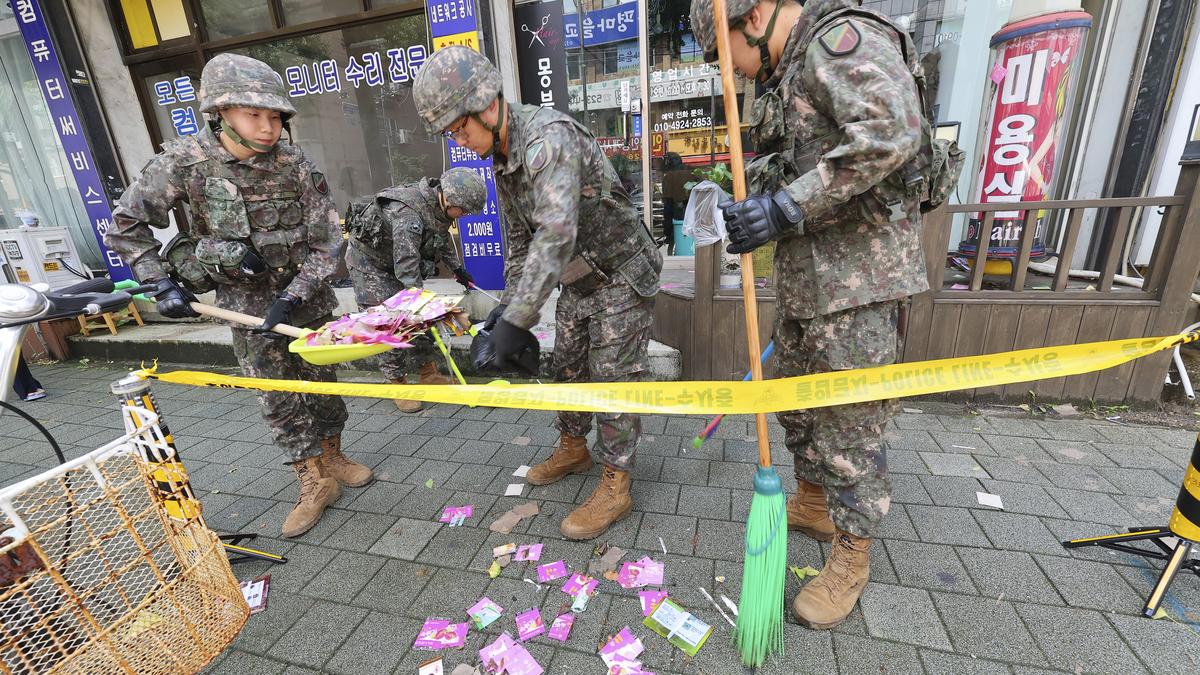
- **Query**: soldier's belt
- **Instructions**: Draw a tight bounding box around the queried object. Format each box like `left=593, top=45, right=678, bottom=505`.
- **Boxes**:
left=135, top=331, right=1199, bottom=415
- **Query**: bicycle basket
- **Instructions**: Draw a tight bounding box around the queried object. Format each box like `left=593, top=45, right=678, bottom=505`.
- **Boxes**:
left=0, top=407, right=247, bottom=674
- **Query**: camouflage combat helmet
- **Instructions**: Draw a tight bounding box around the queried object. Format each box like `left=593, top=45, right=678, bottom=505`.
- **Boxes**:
left=439, top=167, right=487, bottom=214
left=689, top=0, right=787, bottom=78
left=199, top=53, right=296, bottom=117
left=412, top=46, right=502, bottom=134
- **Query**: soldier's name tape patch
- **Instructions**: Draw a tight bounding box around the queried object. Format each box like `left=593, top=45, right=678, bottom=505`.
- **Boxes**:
left=137, top=331, right=1199, bottom=415
left=819, top=21, right=861, bottom=57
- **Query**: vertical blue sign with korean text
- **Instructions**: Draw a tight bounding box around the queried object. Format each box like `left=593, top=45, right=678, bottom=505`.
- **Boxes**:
left=13, top=0, right=131, bottom=281
left=427, top=0, right=505, bottom=290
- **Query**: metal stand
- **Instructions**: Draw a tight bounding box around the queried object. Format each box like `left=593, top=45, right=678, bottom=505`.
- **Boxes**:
left=1062, top=433, right=1200, bottom=617
left=111, top=373, right=287, bottom=566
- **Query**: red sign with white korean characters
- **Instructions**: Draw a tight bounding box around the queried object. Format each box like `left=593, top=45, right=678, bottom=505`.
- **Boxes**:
left=972, top=13, right=1090, bottom=245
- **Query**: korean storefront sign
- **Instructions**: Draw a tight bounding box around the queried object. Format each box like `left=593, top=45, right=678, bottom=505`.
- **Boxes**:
left=563, top=2, right=638, bottom=49
left=13, top=0, right=131, bottom=280
left=427, top=0, right=504, bottom=289
left=514, top=0, right=570, bottom=114
left=965, top=11, right=1091, bottom=259
left=568, top=65, right=722, bottom=111
left=151, top=76, right=200, bottom=137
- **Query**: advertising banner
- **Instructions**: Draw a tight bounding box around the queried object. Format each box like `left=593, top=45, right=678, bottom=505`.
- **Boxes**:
left=515, top=0, right=571, bottom=113
left=564, top=3, right=638, bottom=49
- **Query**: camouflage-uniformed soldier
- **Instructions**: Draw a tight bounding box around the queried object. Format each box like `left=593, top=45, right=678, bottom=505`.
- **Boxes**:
left=106, top=54, right=374, bottom=538
left=691, top=0, right=928, bottom=629
left=413, top=47, right=662, bottom=541
left=345, top=168, right=486, bottom=412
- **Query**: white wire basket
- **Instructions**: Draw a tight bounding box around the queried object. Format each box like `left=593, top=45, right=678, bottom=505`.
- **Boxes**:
left=0, top=407, right=248, bottom=674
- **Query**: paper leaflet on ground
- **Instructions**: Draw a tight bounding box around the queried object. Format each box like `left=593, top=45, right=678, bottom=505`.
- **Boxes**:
left=547, top=613, right=574, bottom=641
left=617, top=557, right=664, bottom=589
left=599, top=627, right=654, bottom=675
left=413, top=618, right=469, bottom=651
left=639, top=591, right=668, bottom=616
left=467, top=597, right=504, bottom=629
left=239, top=575, right=270, bottom=615
left=536, top=560, right=569, bottom=583
left=514, top=543, right=543, bottom=562
left=642, top=598, right=713, bottom=657
left=440, top=505, right=474, bottom=526
left=515, top=608, right=545, bottom=641
left=479, top=632, right=543, bottom=675
left=490, top=501, right=540, bottom=534
left=304, top=288, right=469, bottom=347
left=418, top=656, right=444, bottom=675
left=561, top=572, right=599, bottom=597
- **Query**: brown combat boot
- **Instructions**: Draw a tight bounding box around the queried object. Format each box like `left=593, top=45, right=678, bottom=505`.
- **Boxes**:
left=418, top=361, right=452, bottom=385
left=560, top=467, right=632, bottom=540
left=391, top=377, right=423, bottom=413
left=282, top=456, right=341, bottom=538
left=787, top=480, right=836, bottom=542
left=792, top=529, right=872, bottom=629
left=320, top=436, right=373, bottom=487
left=526, top=434, right=592, bottom=486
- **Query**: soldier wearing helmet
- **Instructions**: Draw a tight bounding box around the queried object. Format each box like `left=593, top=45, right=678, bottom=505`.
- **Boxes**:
left=344, top=167, right=486, bottom=413
left=106, top=53, right=372, bottom=539
left=413, top=46, right=662, bottom=541
left=691, top=0, right=930, bottom=630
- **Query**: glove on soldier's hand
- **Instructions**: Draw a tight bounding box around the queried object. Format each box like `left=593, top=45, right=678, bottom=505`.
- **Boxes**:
left=488, top=317, right=540, bottom=375
left=254, top=294, right=300, bottom=335
left=721, top=191, right=804, bottom=254
left=150, top=278, right=199, bottom=319
left=453, top=266, right=474, bottom=290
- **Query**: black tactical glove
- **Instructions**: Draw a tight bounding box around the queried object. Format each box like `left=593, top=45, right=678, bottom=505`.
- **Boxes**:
left=488, top=317, right=539, bottom=375
left=453, top=265, right=474, bottom=290
left=721, top=190, right=805, bottom=254
left=149, top=278, right=199, bottom=319
left=254, top=293, right=300, bottom=335
left=482, top=303, right=508, bottom=331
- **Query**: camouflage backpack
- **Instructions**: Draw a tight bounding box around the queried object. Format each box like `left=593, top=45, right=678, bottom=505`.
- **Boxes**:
left=343, top=195, right=387, bottom=250
left=804, top=7, right=965, bottom=213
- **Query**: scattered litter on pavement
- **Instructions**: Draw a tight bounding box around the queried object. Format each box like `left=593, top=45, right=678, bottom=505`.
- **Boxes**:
left=425, top=478, right=435, bottom=489
left=617, top=557, right=664, bottom=589
left=467, top=597, right=504, bottom=629
left=440, top=505, right=473, bottom=527
left=903, top=407, right=923, bottom=414
left=480, top=633, right=542, bottom=675
left=714, top=575, right=725, bottom=583
left=547, top=613, right=574, bottom=641
left=1052, top=403, right=1081, bottom=418
left=513, top=465, right=530, bottom=477
left=239, top=575, right=270, bottom=615
left=449, top=664, right=480, bottom=675
left=720, top=595, right=738, bottom=618
left=571, top=589, right=592, bottom=613
left=514, top=543, right=543, bottom=562
left=489, top=502, right=540, bottom=533
left=536, top=560, right=569, bottom=583
left=698, top=587, right=732, bottom=627
left=643, top=598, right=713, bottom=657
left=497, top=555, right=512, bottom=568
left=588, top=543, right=627, bottom=577
left=951, top=445, right=975, bottom=450
left=505, top=483, right=524, bottom=497
left=487, top=561, right=501, bottom=579
left=599, top=628, right=646, bottom=674
left=515, top=608, right=545, bottom=641
left=493, top=543, right=517, bottom=557
left=413, top=619, right=469, bottom=650
left=511, top=436, right=531, bottom=446
left=562, top=572, right=599, bottom=597
left=790, top=565, right=820, bottom=582
left=522, top=578, right=541, bottom=590
left=639, top=590, right=669, bottom=616
left=658, top=536, right=667, bottom=555
left=418, top=656, right=443, bottom=675
left=976, top=491, right=1004, bottom=509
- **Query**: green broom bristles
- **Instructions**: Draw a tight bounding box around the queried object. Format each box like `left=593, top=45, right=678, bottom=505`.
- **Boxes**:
left=734, top=466, right=787, bottom=668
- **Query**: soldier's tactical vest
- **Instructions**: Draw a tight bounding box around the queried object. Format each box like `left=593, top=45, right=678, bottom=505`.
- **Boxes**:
left=748, top=6, right=962, bottom=218
left=345, top=185, right=425, bottom=253
left=163, top=135, right=309, bottom=290
left=502, top=105, right=661, bottom=298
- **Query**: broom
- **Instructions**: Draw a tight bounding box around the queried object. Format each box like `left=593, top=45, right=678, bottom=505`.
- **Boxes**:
left=711, top=0, right=787, bottom=666
left=692, top=340, right=775, bottom=449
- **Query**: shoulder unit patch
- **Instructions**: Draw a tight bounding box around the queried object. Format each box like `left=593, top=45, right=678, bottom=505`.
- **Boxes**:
left=817, top=21, right=861, bottom=57
left=525, top=139, right=550, bottom=174
left=312, top=171, right=329, bottom=194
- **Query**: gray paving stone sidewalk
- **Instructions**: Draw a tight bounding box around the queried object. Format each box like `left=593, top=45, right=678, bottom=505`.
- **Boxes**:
left=1, top=361, right=1198, bottom=674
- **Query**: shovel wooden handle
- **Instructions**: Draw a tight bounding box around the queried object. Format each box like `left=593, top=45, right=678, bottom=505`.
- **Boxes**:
left=189, top=302, right=307, bottom=338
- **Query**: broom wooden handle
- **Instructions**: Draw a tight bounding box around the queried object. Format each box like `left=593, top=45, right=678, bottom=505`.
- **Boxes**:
left=713, top=0, right=772, bottom=470
left=189, top=302, right=307, bottom=338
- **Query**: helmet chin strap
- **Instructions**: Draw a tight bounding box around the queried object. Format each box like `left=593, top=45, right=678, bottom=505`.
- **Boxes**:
left=471, top=95, right=506, bottom=159
left=219, top=115, right=276, bottom=152
left=741, top=0, right=783, bottom=82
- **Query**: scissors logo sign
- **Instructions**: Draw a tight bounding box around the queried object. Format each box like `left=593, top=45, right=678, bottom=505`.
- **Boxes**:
left=522, top=13, right=551, bottom=48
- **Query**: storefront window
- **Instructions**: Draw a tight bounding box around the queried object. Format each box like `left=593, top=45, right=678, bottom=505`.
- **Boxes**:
left=193, top=15, right=443, bottom=216
left=282, top=0, right=365, bottom=26
left=198, top=0, right=273, bottom=40
left=0, top=31, right=101, bottom=269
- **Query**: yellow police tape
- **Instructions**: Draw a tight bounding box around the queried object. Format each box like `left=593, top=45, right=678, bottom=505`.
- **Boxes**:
left=134, top=331, right=1200, bottom=415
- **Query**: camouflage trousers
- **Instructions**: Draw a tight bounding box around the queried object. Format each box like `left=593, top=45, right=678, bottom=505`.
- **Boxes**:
left=349, top=267, right=439, bottom=382
left=553, top=282, right=655, bottom=471
left=231, top=321, right=348, bottom=464
left=776, top=300, right=901, bottom=538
